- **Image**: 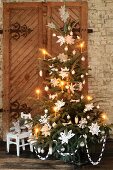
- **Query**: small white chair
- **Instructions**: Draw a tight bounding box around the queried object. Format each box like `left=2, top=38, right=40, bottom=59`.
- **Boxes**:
left=6, top=112, right=33, bottom=156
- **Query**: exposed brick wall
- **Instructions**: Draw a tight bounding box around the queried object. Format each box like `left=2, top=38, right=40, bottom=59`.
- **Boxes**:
left=0, top=0, right=113, bottom=138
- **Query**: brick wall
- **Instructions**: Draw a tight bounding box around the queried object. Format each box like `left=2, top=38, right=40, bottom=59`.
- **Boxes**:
left=0, top=0, right=113, bottom=138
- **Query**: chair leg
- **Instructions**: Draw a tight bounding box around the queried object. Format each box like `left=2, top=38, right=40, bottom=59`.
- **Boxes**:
left=21, top=139, right=25, bottom=150
left=16, top=137, right=20, bottom=156
left=6, top=135, right=10, bottom=153
left=30, top=144, right=33, bottom=152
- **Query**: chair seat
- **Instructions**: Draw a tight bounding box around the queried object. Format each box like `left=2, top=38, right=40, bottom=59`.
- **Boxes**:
left=7, top=131, right=30, bottom=139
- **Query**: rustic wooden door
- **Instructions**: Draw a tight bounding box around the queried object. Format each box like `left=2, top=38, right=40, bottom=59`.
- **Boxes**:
left=2, top=2, right=88, bottom=140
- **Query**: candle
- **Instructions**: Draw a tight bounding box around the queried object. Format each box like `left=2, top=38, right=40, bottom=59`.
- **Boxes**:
left=80, top=41, right=85, bottom=53
left=86, top=95, right=93, bottom=101
left=53, top=106, right=58, bottom=117
left=35, top=89, right=40, bottom=99
left=60, top=81, right=65, bottom=92
left=35, top=127, right=39, bottom=138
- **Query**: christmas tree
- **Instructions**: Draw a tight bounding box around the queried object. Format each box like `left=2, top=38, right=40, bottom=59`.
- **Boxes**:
left=28, top=5, right=110, bottom=165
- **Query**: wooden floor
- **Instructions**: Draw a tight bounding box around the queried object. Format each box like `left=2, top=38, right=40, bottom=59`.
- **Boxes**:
left=0, top=139, right=113, bottom=170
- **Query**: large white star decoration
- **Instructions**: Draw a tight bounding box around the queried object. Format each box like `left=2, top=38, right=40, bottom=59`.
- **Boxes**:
left=55, top=99, right=65, bottom=111
left=57, top=53, right=68, bottom=62
left=57, top=36, right=65, bottom=46
left=41, top=124, right=51, bottom=137
left=39, top=114, right=50, bottom=124
left=59, top=67, right=69, bottom=79
left=84, top=103, right=94, bottom=112
left=89, top=122, right=100, bottom=136
left=58, top=130, right=75, bottom=144
left=59, top=5, right=69, bottom=23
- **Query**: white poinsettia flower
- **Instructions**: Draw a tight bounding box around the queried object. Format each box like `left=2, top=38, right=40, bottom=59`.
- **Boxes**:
left=89, top=122, right=100, bottom=136
left=58, top=130, right=75, bottom=144
left=59, top=5, right=69, bottom=23
left=84, top=103, right=94, bottom=112
left=47, top=22, right=56, bottom=29
left=49, top=93, right=57, bottom=100
left=65, top=35, right=75, bottom=45
left=57, top=53, right=68, bottom=62
left=57, top=36, right=65, bottom=46
left=69, top=83, right=75, bottom=94
left=51, top=78, right=59, bottom=87
left=39, top=114, right=50, bottom=124
left=78, top=118, right=87, bottom=129
left=41, top=124, right=51, bottom=137
left=59, top=67, right=69, bottom=79
left=55, top=99, right=65, bottom=111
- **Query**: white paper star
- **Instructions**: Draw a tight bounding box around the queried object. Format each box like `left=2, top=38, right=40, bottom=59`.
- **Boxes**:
left=41, top=124, right=51, bottom=137
left=89, top=122, right=100, bottom=136
left=57, top=36, right=65, bottom=46
left=65, top=35, right=75, bottom=45
left=58, top=130, right=75, bottom=144
left=57, top=53, right=68, bottom=62
left=39, top=114, right=50, bottom=124
left=59, top=5, right=69, bottom=23
left=59, top=67, right=69, bottom=79
left=51, top=78, right=59, bottom=87
left=78, top=118, right=87, bottom=129
left=55, top=99, right=65, bottom=111
left=84, top=103, right=94, bottom=112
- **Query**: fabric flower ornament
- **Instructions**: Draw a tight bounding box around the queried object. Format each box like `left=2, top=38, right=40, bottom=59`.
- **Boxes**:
left=84, top=103, right=94, bottom=112
left=65, top=35, right=75, bottom=45
left=39, top=114, right=50, bottom=124
left=58, top=130, right=75, bottom=144
left=57, top=53, right=68, bottom=62
left=51, top=78, right=59, bottom=87
left=47, top=22, right=56, bottom=29
left=55, top=99, right=65, bottom=111
left=59, top=5, right=69, bottom=23
left=57, top=36, right=65, bottom=46
left=59, top=67, right=69, bottom=79
left=78, top=118, right=87, bottom=129
left=89, top=122, right=100, bottom=135
left=41, top=124, right=51, bottom=137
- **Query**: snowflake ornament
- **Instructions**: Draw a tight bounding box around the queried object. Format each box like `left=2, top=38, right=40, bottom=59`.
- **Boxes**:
left=51, top=78, right=59, bottom=87
left=39, top=114, right=50, bottom=124
left=84, top=103, right=94, bottom=112
left=59, top=67, right=69, bottom=79
left=58, top=130, right=75, bottom=144
left=55, top=99, right=65, bottom=111
left=57, top=36, right=65, bottom=46
left=41, top=124, right=51, bottom=137
left=59, top=5, right=69, bottom=23
left=57, top=53, right=68, bottom=62
left=65, top=35, right=75, bottom=45
left=89, top=122, right=100, bottom=136
left=78, top=118, right=87, bottom=129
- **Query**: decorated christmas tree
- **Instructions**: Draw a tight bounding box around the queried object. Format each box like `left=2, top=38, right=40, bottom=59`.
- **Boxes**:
left=28, top=5, right=110, bottom=165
